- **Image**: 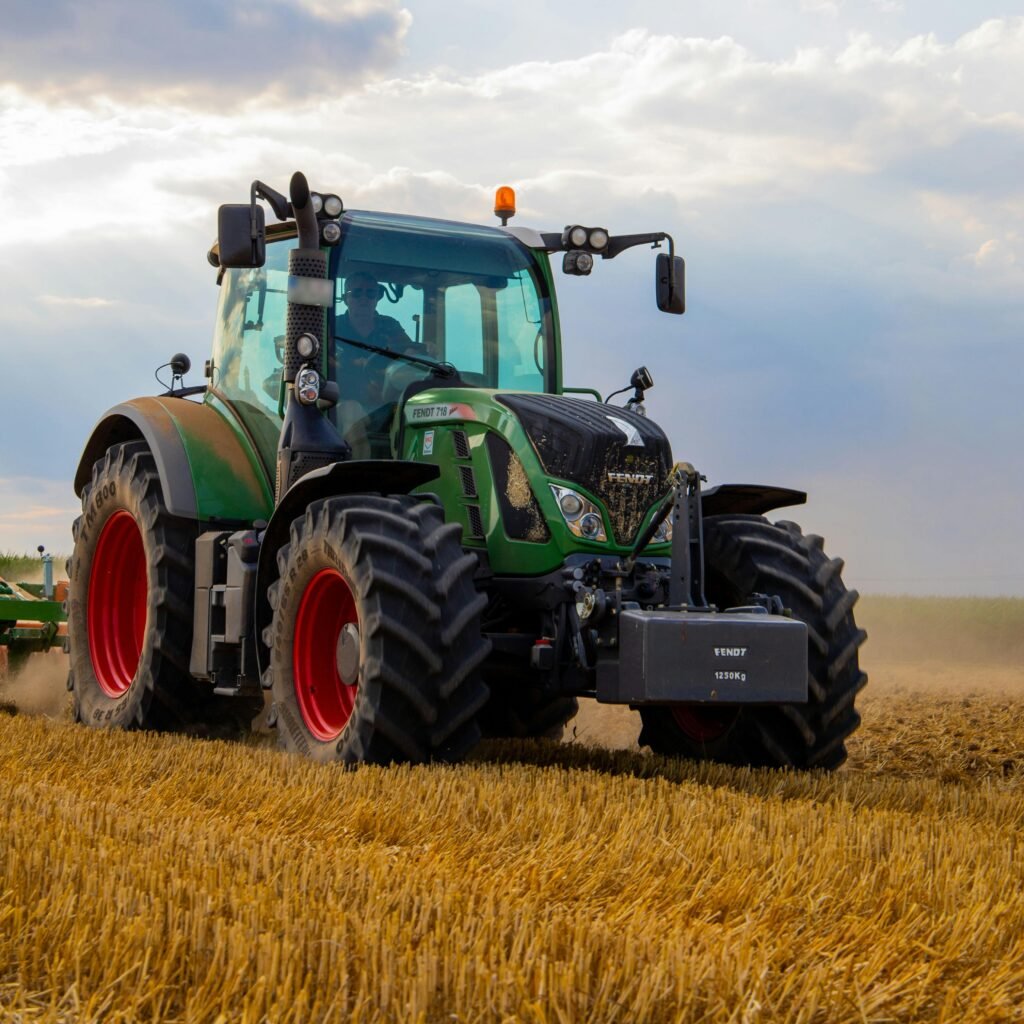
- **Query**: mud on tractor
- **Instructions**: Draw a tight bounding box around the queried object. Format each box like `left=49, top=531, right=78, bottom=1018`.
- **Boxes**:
left=66, top=172, right=866, bottom=767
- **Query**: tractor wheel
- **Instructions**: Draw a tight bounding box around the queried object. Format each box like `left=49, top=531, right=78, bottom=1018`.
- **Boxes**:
left=265, top=495, right=489, bottom=765
left=479, top=684, right=579, bottom=741
left=638, top=514, right=867, bottom=769
left=67, top=441, right=261, bottom=733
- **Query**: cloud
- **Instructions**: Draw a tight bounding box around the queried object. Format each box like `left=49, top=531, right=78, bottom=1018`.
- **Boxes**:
left=38, top=295, right=119, bottom=308
left=0, top=0, right=411, bottom=104
left=0, top=478, right=80, bottom=555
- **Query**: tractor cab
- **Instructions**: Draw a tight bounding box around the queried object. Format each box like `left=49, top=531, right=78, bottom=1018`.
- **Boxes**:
left=210, top=211, right=557, bottom=469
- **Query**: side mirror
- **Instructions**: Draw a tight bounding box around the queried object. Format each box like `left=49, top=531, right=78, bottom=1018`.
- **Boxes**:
left=217, top=203, right=266, bottom=268
left=656, top=253, right=685, bottom=315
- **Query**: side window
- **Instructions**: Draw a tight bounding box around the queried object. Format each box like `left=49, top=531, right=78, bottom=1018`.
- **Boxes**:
left=443, top=283, right=484, bottom=376
left=210, top=239, right=291, bottom=466
left=495, top=270, right=545, bottom=391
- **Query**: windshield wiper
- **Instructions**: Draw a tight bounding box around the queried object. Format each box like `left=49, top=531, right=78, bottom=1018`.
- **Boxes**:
left=334, top=335, right=458, bottom=378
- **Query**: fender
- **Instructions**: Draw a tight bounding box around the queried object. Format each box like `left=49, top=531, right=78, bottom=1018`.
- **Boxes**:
left=701, top=483, right=806, bottom=518
left=74, top=396, right=274, bottom=524
left=253, top=459, right=441, bottom=681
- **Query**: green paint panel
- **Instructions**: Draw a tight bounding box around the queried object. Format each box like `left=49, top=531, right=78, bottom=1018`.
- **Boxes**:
left=159, top=395, right=274, bottom=523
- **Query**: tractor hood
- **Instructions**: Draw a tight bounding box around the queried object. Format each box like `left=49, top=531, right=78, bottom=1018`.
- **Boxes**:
left=497, top=393, right=673, bottom=545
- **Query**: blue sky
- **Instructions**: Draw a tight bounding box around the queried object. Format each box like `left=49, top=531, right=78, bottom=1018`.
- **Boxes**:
left=1, top=0, right=1021, bottom=595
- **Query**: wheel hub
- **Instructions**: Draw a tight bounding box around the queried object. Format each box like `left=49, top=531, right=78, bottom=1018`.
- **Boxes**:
left=336, top=622, right=360, bottom=685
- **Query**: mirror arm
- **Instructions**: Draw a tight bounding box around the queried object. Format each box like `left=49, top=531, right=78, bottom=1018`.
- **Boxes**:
left=604, top=231, right=669, bottom=259
left=251, top=180, right=292, bottom=222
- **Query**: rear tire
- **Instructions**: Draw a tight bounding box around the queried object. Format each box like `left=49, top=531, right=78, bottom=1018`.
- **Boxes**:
left=68, top=442, right=229, bottom=731
left=265, top=495, right=489, bottom=765
left=639, top=514, right=867, bottom=769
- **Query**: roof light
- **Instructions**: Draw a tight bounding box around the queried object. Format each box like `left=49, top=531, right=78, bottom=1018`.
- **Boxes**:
left=310, top=192, right=324, bottom=215
left=323, top=194, right=343, bottom=217
left=322, top=221, right=342, bottom=244
left=567, top=225, right=588, bottom=248
left=494, top=186, right=516, bottom=225
left=588, top=228, right=609, bottom=250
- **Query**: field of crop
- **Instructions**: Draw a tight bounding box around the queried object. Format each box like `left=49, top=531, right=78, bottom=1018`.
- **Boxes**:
left=1, top=597, right=1023, bottom=1022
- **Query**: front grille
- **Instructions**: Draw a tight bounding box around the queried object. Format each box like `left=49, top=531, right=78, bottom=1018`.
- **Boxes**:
left=497, top=393, right=672, bottom=545
left=485, top=433, right=550, bottom=543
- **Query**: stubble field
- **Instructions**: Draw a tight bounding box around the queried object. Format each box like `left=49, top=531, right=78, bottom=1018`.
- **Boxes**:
left=1, top=597, right=1023, bottom=1022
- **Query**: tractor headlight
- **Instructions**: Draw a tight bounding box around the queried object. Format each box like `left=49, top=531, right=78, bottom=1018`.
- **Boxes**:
left=310, top=192, right=324, bottom=214
left=652, top=516, right=673, bottom=544
left=588, top=228, right=609, bottom=250
left=296, top=333, right=320, bottom=360
left=322, top=221, right=342, bottom=244
left=296, top=367, right=321, bottom=405
left=550, top=484, right=607, bottom=542
left=323, top=194, right=344, bottom=217
left=568, top=225, right=588, bottom=248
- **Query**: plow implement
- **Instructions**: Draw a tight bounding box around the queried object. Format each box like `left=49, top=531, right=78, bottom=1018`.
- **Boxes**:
left=0, top=554, right=68, bottom=682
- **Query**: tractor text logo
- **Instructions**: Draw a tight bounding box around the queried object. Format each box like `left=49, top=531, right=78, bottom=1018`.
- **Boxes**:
left=606, top=415, right=644, bottom=447
left=714, top=647, right=748, bottom=657
left=607, top=471, right=655, bottom=485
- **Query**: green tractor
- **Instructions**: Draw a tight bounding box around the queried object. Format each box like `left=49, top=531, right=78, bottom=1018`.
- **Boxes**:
left=66, top=172, right=865, bottom=767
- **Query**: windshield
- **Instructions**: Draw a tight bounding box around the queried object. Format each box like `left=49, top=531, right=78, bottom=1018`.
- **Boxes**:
left=329, top=211, right=555, bottom=458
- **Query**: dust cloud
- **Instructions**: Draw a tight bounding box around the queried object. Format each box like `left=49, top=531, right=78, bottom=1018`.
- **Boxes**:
left=0, top=649, right=70, bottom=719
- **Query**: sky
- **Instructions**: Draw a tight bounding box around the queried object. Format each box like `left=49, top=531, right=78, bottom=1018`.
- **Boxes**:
left=0, top=0, right=1021, bottom=595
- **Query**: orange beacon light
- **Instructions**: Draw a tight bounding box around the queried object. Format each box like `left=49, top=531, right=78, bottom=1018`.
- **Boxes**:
left=494, top=186, right=516, bottom=225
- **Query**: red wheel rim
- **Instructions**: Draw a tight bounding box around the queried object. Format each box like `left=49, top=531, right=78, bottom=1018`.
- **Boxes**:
left=293, top=568, right=359, bottom=742
left=87, top=510, right=147, bottom=698
left=671, top=705, right=738, bottom=743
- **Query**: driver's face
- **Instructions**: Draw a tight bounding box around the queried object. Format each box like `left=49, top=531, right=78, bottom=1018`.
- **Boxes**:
left=345, top=280, right=380, bottom=309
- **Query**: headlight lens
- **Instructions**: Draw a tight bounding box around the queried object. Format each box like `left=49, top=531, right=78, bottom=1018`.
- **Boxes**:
left=652, top=516, right=673, bottom=543
left=569, top=225, right=588, bottom=248
left=323, top=194, right=343, bottom=217
left=588, top=228, right=609, bottom=250
left=296, top=333, right=319, bottom=359
left=310, top=192, right=324, bottom=214
left=322, top=221, right=342, bottom=243
left=550, top=484, right=607, bottom=542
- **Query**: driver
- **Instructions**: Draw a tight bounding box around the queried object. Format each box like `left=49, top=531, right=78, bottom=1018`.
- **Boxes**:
left=336, top=271, right=414, bottom=410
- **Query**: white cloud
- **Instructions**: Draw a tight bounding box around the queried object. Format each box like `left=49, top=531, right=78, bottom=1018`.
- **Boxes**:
left=38, top=295, right=119, bottom=308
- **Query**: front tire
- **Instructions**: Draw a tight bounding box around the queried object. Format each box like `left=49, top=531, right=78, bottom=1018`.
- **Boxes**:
left=639, top=514, right=867, bottom=769
left=266, top=495, right=489, bottom=765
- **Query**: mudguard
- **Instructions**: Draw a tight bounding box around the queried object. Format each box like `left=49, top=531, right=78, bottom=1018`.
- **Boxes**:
left=701, top=483, right=806, bottom=518
left=73, top=396, right=274, bottom=524
left=253, top=459, right=441, bottom=681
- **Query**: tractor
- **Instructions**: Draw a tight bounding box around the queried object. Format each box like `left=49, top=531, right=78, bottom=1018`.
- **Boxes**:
left=66, top=172, right=866, bottom=767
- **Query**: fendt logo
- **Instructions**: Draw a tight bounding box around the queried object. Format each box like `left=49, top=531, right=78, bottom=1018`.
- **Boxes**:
left=607, top=471, right=655, bottom=485
left=714, top=647, right=748, bottom=657
left=606, top=415, right=645, bottom=447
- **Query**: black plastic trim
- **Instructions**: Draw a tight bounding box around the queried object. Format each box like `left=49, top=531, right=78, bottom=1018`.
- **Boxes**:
left=701, top=484, right=806, bottom=518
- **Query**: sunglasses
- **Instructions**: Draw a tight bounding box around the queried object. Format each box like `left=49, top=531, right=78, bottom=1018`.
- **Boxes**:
left=345, top=286, right=381, bottom=299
